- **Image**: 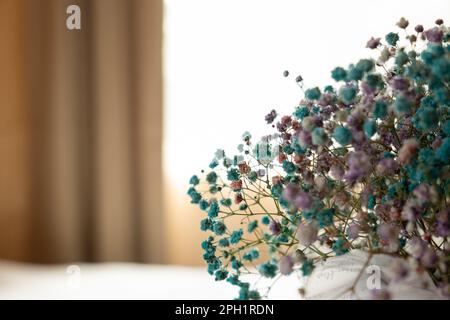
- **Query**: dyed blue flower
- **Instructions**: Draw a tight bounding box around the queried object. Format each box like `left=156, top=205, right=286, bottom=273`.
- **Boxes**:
left=293, top=106, right=310, bottom=120
left=271, top=183, right=283, bottom=198
left=301, top=260, right=315, bottom=276
left=332, top=238, right=349, bottom=256
left=215, top=269, right=228, bottom=281
left=367, top=194, right=376, bottom=210
left=189, top=175, right=200, bottom=185
left=282, top=160, right=297, bottom=174
left=347, top=65, right=363, bottom=81
left=262, top=216, right=270, bottom=225
left=213, top=220, right=227, bottom=236
left=420, top=95, right=437, bottom=109
left=339, top=86, right=357, bottom=105
left=243, top=249, right=260, bottom=262
left=427, top=43, right=445, bottom=57
left=187, top=187, right=202, bottom=204
left=282, top=144, right=294, bottom=155
left=202, top=242, right=217, bottom=258
left=394, top=95, right=412, bottom=115
left=395, top=50, right=409, bottom=66
left=248, top=171, right=258, bottom=182
left=242, top=131, right=252, bottom=141
left=230, top=229, right=243, bottom=244
left=331, top=67, right=347, bottom=81
left=220, top=198, right=232, bottom=207
left=209, top=159, right=219, bottom=169
left=443, top=120, right=450, bottom=136
left=312, top=127, right=328, bottom=146
left=208, top=201, right=220, bottom=218
left=333, top=126, right=352, bottom=145
left=316, top=208, right=334, bottom=227
left=324, top=85, right=335, bottom=93
left=206, top=171, right=218, bottom=184
left=434, top=87, right=450, bottom=106
left=373, top=100, right=388, bottom=119
left=227, top=274, right=240, bottom=286
left=200, top=218, right=213, bottom=231
left=209, top=185, right=218, bottom=194
left=292, top=140, right=306, bottom=155
left=248, top=290, right=261, bottom=300
left=218, top=238, right=230, bottom=247
left=227, top=168, right=240, bottom=181
left=202, top=235, right=214, bottom=246
left=247, top=220, right=258, bottom=233
left=277, top=234, right=289, bottom=243
left=356, top=59, right=374, bottom=73
left=431, top=57, right=450, bottom=79
left=305, top=87, right=321, bottom=100
left=238, top=285, right=249, bottom=300
left=363, top=120, right=377, bottom=138
left=436, top=137, right=450, bottom=165
left=199, top=199, right=209, bottom=211
left=207, top=259, right=221, bottom=275
left=414, top=107, right=438, bottom=131
left=231, top=257, right=243, bottom=270
left=365, top=74, right=384, bottom=89
left=385, top=32, right=400, bottom=46
left=258, top=261, right=278, bottom=278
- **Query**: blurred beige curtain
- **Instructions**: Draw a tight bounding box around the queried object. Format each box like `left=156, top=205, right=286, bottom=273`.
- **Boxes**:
left=0, top=0, right=164, bottom=263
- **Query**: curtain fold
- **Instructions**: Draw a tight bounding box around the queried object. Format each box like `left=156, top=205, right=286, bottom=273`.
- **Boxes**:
left=0, top=0, right=164, bottom=263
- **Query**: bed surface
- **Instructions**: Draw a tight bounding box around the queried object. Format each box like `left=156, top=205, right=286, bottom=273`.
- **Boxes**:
left=0, top=261, right=300, bottom=300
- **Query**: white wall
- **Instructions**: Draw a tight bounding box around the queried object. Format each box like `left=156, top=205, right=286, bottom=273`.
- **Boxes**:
left=163, top=0, right=450, bottom=265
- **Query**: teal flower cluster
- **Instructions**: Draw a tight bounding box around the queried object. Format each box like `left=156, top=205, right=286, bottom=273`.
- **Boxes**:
left=187, top=18, right=450, bottom=300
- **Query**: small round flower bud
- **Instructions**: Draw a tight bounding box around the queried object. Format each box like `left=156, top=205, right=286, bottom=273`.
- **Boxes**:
left=298, top=288, right=306, bottom=297
left=415, top=24, right=424, bottom=33
left=295, top=75, right=303, bottom=83
left=435, top=19, right=443, bottom=26
left=283, top=70, right=289, bottom=77
left=396, top=17, right=409, bottom=29
left=408, top=34, right=417, bottom=43
left=366, top=37, right=381, bottom=49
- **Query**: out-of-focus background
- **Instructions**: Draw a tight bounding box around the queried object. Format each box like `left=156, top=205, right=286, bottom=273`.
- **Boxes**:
left=1, top=0, right=449, bottom=268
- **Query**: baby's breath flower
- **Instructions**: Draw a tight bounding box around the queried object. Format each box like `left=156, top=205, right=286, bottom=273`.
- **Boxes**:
left=366, top=37, right=381, bottom=49
left=189, top=175, right=200, bottom=185
left=258, top=261, right=278, bottom=278
left=295, top=222, right=318, bottom=246
left=331, top=67, right=347, bottom=82
left=206, top=171, right=218, bottom=184
left=230, top=229, right=243, bottom=245
left=278, top=255, right=294, bottom=275
left=333, top=126, right=352, bottom=145
left=385, top=32, right=400, bottom=46
left=188, top=18, right=450, bottom=299
left=305, top=87, right=321, bottom=100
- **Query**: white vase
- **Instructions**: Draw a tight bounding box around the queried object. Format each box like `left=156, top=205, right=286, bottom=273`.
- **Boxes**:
left=300, top=250, right=444, bottom=300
